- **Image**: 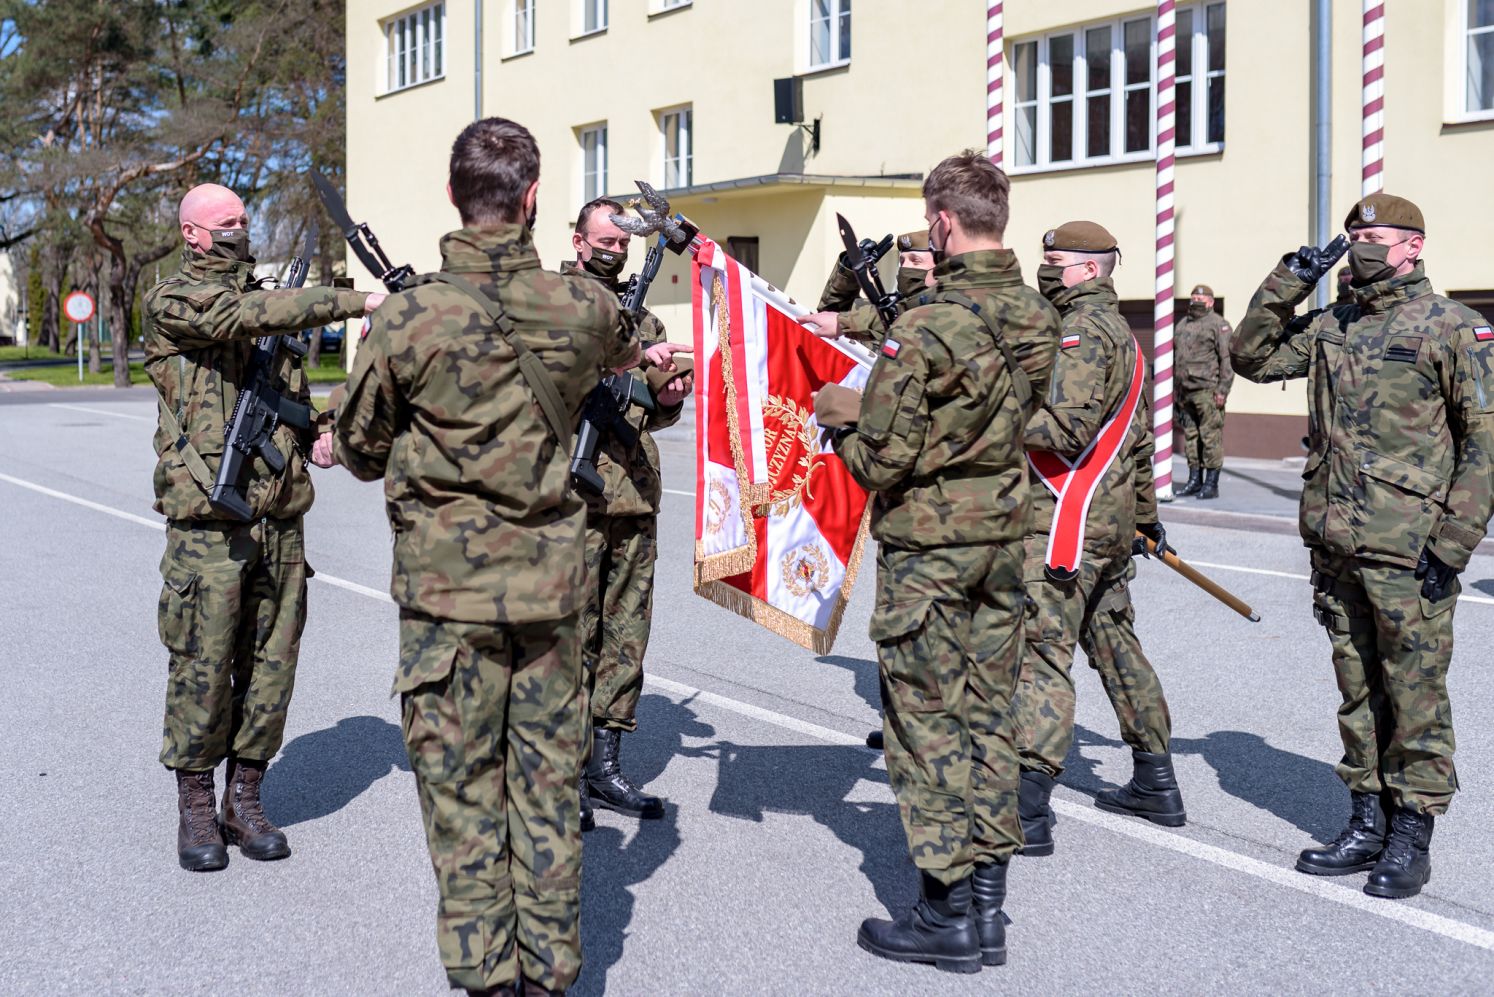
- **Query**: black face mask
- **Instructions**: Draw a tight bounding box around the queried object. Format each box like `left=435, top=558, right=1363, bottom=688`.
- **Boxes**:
left=1188, top=301, right=1208, bottom=317
left=896, top=267, right=929, bottom=298
left=583, top=244, right=627, bottom=280
left=1036, top=263, right=1068, bottom=301
left=526, top=202, right=538, bottom=232
left=928, top=216, right=947, bottom=266
left=202, top=228, right=253, bottom=264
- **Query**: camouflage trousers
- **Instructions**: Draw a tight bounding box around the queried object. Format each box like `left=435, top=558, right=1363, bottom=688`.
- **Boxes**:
left=396, top=610, right=585, bottom=993
left=1178, top=388, right=1226, bottom=470
left=1013, top=541, right=1171, bottom=777
left=1310, top=551, right=1459, bottom=815
left=580, top=512, right=656, bottom=732
left=157, top=517, right=308, bottom=771
left=871, top=541, right=1026, bottom=883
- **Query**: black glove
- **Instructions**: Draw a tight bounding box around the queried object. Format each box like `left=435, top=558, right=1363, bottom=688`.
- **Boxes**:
left=1415, top=546, right=1459, bottom=602
left=1133, top=521, right=1169, bottom=560
left=1283, top=234, right=1349, bottom=285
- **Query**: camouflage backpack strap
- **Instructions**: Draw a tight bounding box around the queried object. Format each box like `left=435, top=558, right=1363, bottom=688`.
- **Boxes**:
left=423, top=272, right=572, bottom=444
left=930, top=289, right=1033, bottom=412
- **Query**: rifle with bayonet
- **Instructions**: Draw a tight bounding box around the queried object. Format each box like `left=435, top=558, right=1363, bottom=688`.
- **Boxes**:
left=835, top=213, right=901, bottom=330
left=570, top=181, right=699, bottom=495
left=311, top=170, right=415, bottom=294
left=209, top=225, right=319, bottom=521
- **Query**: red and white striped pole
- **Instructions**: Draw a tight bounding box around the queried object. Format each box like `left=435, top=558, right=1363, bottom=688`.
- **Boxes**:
left=987, top=1, right=1004, bottom=166
left=1362, top=1, right=1385, bottom=195
left=1153, top=0, right=1177, bottom=500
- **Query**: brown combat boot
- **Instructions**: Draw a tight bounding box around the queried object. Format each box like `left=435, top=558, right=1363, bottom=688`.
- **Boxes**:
left=176, top=770, right=228, bottom=872
left=221, top=758, right=291, bottom=861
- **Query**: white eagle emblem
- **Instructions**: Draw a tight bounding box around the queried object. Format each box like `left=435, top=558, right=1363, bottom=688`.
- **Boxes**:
left=1043, top=230, right=1056, bottom=248
left=1362, top=203, right=1377, bottom=222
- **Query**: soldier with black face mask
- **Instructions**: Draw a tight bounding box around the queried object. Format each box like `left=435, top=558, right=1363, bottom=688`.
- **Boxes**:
left=562, top=197, right=694, bottom=830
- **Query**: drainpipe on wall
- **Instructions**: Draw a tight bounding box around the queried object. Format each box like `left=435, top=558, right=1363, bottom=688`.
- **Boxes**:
left=474, top=0, right=483, bottom=120
left=1311, top=0, right=1332, bottom=309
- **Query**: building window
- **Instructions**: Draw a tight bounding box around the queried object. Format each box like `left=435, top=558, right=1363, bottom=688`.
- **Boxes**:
left=580, top=125, right=608, bottom=203
left=1468, top=0, right=1494, bottom=115
left=659, top=0, right=691, bottom=8
left=581, top=0, right=608, bottom=35
left=726, top=237, right=760, bottom=274
left=512, top=0, right=534, bottom=55
left=809, top=0, right=851, bottom=70
left=661, top=106, right=693, bottom=188
left=384, top=2, right=445, bottom=94
left=1010, top=4, right=1224, bottom=171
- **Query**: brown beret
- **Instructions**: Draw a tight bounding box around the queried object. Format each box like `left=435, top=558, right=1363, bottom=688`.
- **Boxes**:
left=645, top=356, right=694, bottom=396
left=1043, top=220, right=1118, bottom=254
left=1190, top=284, right=1214, bottom=297
left=1344, top=192, right=1424, bottom=233
left=897, top=230, right=930, bottom=252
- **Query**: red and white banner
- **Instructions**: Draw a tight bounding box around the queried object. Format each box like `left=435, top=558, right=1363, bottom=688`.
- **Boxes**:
left=691, top=238, right=874, bottom=652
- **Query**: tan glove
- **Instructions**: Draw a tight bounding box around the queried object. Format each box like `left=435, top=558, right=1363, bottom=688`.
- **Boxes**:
left=644, top=356, right=694, bottom=395
left=814, top=383, right=863, bottom=429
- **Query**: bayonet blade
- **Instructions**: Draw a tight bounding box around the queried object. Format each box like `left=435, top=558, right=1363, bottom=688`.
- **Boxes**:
left=837, top=213, right=866, bottom=269
left=311, top=171, right=358, bottom=239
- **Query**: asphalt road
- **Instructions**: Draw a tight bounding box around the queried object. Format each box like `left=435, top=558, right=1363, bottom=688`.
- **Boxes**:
left=1, top=387, right=1492, bottom=995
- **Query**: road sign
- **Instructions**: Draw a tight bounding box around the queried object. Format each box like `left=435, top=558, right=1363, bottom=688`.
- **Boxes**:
left=63, top=291, right=96, bottom=324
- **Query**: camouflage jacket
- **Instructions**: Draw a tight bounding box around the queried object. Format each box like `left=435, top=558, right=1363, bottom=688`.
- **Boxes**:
left=816, top=257, right=911, bottom=347
left=833, top=249, right=1060, bottom=549
left=1175, top=309, right=1234, bottom=395
left=144, top=250, right=368, bottom=522
left=1232, top=261, right=1494, bottom=571
left=332, top=226, right=636, bottom=623
left=1024, top=279, right=1156, bottom=560
left=559, top=261, right=682, bottom=518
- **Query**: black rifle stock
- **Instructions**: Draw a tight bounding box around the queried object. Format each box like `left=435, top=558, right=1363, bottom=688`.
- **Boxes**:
left=209, top=227, right=318, bottom=521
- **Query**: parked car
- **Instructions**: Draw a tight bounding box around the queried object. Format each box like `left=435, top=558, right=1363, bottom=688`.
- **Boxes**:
left=298, top=326, right=344, bottom=353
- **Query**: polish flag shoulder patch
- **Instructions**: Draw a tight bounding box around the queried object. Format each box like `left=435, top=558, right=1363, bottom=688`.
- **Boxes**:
left=1061, top=332, right=1082, bottom=350
left=1473, top=326, right=1494, bottom=342
left=881, top=338, right=902, bottom=359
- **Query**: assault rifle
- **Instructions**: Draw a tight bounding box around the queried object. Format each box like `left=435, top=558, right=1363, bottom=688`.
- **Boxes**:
left=209, top=226, right=318, bottom=521
left=570, top=181, right=699, bottom=495
left=835, top=213, right=900, bottom=330
left=311, top=170, right=415, bottom=293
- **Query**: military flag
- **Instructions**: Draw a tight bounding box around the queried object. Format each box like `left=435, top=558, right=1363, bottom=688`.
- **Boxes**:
left=691, top=238, right=874, bottom=652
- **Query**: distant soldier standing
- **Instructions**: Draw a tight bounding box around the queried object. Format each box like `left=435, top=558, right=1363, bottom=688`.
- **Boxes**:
left=562, top=197, right=693, bottom=828
left=1233, top=193, right=1494, bottom=900
left=1011, top=222, right=1184, bottom=857
left=807, top=151, right=1059, bottom=973
left=1173, top=283, right=1233, bottom=499
left=326, top=119, right=638, bottom=993
left=145, top=182, right=383, bottom=872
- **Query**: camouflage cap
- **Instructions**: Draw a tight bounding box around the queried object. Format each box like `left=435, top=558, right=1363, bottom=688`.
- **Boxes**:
left=1344, top=192, right=1424, bottom=233
left=1043, top=220, right=1118, bottom=254
left=1190, top=284, right=1214, bottom=297
left=897, top=229, right=930, bottom=252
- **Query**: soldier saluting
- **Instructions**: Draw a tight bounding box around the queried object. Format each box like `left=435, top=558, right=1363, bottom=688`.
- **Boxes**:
left=1232, top=193, right=1494, bottom=900
left=145, top=182, right=384, bottom=873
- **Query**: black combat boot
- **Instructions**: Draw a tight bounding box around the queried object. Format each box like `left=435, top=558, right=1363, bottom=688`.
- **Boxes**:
left=464, top=985, right=516, bottom=997
left=1094, top=750, right=1187, bottom=827
left=1364, top=808, right=1434, bottom=899
left=857, top=872, right=982, bottom=974
left=221, top=758, right=290, bottom=861
left=579, top=777, right=594, bottom=833
left=1017, top=770, right=1056, bottom=857
left=586, top=728, right=664, bottom=819
left=970, top=861, right=1010, bottom=967
left=1198, top=468, right=1221, bottom=499
left=1175, top=466, right=1203, bottom=496
left=176, top=770, right=229, bottom=872
left=866, top=729, right=884, bottom=750
left=1295, top=790, right=1386, bottom=875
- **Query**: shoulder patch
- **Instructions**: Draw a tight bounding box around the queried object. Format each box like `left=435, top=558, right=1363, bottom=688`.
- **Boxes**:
left=1474, top=326, right=1493, bottom=342
left=1061, top=332, right=1081, bottom=350
left=881, top=338, right=901, bottom=359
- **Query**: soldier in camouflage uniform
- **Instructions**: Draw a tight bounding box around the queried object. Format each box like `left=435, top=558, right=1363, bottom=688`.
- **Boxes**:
left=1010, top=222, right=1183, bottom=859
left=1232, top=192, right=1494, bottom=900
left=145, top=182, right=383, bottom=873
left=326, top=119, right=638, bottom=995
left=1173, top=283, right=1234, bottom=499
left=562, top=197, right=693, bottom=829
left=807, top=151, right=1059, bottom=973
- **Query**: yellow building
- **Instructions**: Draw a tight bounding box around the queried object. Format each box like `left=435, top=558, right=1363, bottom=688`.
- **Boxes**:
left=345, top=0, right=1494, bottom=457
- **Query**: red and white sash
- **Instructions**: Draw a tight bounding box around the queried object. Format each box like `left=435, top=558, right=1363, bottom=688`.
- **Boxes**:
left=1026, top=342, right=1146, bottom=577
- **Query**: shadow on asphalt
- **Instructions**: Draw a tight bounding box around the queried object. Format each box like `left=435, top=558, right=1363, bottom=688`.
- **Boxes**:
left=816, top=654, right=882, bottom=717
left=1063, top=724, right=1346, bottom=841
left=1219, top=466, right=1304, bottom=503
left=263, top=715, right=410, bottom=827
left=575, top=694, right=709, bottom=997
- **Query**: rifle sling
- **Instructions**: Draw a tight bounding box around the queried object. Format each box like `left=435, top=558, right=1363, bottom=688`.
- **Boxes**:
left=930, top=289, right=1033, bottom=413
left=158, top=392, right=217, bottom=495
left=424, top=272, right=572, bottom=445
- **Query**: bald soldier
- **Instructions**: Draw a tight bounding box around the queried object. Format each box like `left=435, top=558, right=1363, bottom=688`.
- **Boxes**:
left=1011, top=222, right=1183, bottom=857
left=1172, top=283, right=1233, bottom=499
left=1233, top=193, right=1494, bottom=899
left=145, top=183, right=384, bottom=871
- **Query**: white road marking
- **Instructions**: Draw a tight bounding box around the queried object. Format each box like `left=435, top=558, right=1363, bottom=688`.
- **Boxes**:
left=9, top=469, right=1494, bottom=950
left=662, top=488, right=694, bottom=498
left=48, top=402, right=155, bottom=423
left=1181, top=559, right=1494, bottom=607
